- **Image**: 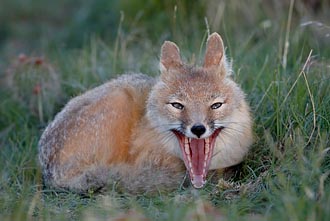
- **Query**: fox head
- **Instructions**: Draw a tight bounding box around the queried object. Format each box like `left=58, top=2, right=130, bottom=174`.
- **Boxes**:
left=147, top=33, right=249, bottom=188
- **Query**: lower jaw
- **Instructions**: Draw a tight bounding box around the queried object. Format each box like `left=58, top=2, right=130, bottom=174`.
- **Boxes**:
left=173, top=128, right=222, bottom=189
left=191, top=174, right=206, bottom=188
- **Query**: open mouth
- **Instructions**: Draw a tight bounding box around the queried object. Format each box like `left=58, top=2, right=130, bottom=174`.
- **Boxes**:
left=172, top=128, right=222, bottom=188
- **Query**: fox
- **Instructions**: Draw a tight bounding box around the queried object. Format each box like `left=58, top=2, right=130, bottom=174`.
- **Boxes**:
left=38, top=32, right=253, bottom=193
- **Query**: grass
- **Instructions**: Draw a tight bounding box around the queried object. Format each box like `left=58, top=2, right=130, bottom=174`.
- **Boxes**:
left=0, top=0, right=330, bottom=220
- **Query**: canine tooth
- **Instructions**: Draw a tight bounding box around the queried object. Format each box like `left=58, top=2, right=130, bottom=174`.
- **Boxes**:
left=189, top=162, right=192, bottom=169
left=205, top=138, right=210, bottom=144
left=184, top=143, right=190, bottom=155
left=184, top=137, right=189, bottom=144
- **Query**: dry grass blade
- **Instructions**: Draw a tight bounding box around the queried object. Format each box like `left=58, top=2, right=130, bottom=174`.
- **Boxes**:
left=281, top=50, right=313, bottom=107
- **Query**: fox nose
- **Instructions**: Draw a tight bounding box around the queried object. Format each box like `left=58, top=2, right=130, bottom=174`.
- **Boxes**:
left=191, top=124, right=206, bottom=138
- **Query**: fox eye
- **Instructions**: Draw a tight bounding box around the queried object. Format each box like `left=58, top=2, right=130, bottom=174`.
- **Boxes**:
left=211, top=102, right=223, bottom=110
left=170, top=102, right=184, bottom=110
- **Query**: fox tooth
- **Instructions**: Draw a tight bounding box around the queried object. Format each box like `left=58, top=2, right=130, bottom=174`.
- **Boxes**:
left=205, top=138, right=210, bottom=144
left=184, top=137, right=189, bottom=145
left=184, top=143, right=190, bottom=155
left=187, top=154, right=192, bottom=163
left=205, top=142, right=210, bottom=154
left=190, top=168, right=195, bottom=175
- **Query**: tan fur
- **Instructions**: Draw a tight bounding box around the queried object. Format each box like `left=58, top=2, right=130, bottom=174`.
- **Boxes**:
left=38, top=33, right=253, bottom=193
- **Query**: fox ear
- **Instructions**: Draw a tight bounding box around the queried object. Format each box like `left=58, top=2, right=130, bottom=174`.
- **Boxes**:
left=203, top=32, right=225, bottom=69
left=160, top=41, right=183, bottom=73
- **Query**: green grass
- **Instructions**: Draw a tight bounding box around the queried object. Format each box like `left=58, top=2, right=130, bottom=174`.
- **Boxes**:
left=1, top=0, right=330, bottom=220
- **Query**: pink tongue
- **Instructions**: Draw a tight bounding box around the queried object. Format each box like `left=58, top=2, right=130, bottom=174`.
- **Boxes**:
left=190, top=138, right=205, bottom=175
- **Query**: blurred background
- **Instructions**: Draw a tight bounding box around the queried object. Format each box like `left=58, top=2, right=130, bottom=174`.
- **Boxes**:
left=0, top=0, right=329, bottom=56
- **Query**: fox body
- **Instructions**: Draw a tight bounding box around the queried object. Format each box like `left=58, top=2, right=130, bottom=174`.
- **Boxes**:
left=38, top=33, right=253, bottom=193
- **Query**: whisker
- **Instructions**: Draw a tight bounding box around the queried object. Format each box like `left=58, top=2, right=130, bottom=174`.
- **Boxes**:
left=211, top=135, right=228, bottom=159
left=221, top=131, right=245, bottom=144
left=160, top=134, right=176, bottom=146
left=221, top=127, right=245, bottom=135
left=211, top=128, right=245, bottom=160
left=215, top=122, right=250, bottom=130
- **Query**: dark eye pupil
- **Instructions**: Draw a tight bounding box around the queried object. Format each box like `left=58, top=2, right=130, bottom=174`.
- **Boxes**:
left=211, top=102, right=222, bottom=109
left=171, top=102, right=184, bottom=110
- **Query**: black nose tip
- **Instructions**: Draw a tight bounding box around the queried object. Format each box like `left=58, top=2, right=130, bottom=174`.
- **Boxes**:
left=191, top=124, right=206, bottom=138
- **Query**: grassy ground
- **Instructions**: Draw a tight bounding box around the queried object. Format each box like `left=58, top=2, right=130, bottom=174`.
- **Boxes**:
left=0, top=0, right=330, bottom=220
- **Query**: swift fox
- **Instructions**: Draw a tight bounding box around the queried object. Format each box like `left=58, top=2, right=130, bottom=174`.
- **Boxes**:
left=38, top=33, right=253, bottom=193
